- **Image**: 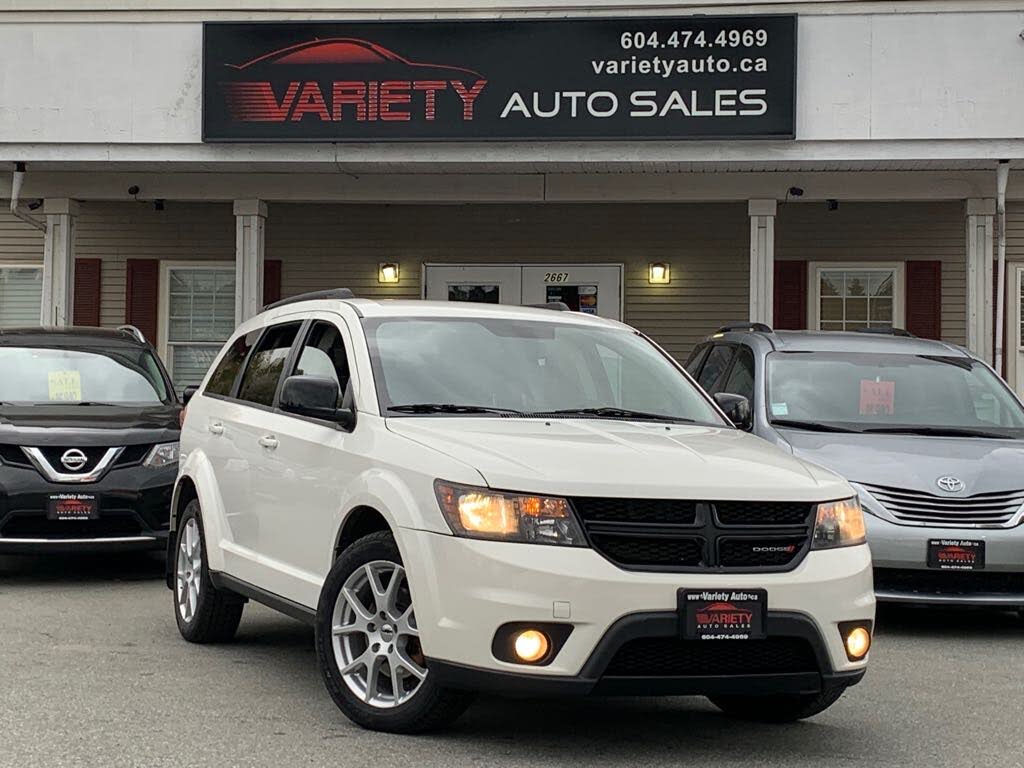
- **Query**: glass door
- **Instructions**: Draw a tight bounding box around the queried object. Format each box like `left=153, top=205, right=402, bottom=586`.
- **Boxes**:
left=521, top=264, right=623, bottom=321
left=423, top=265, right=522, bottom=306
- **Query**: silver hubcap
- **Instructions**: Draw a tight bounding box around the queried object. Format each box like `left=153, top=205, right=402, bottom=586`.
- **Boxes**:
left=175, top=518, right=202, bottom=622
left=332, top=560, right=427, bottom=709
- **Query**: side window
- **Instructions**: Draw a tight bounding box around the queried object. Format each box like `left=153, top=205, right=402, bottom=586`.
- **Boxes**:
left=684, top=343, right=710, bottom=378
left=205, top=330, right=260, bottom=397
left=697, top=345, right=735, bottom=391
left=293, top=321, right=351, bottom=406
left=236, top=322, right=302, bottom=407
left=720, top=345, right=756, bottom=403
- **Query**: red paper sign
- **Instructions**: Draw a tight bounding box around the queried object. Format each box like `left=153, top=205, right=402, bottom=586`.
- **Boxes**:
left=860, top=379, right=895, bottom=416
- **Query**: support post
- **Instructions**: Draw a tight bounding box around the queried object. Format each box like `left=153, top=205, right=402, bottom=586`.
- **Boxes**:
left=41, top=198, right=79, bottom=326
left=965, top=198, right=995, bottom=364
left=749, top=199, right=777, bottom=326
left=234, top=199, right=267, bottom=324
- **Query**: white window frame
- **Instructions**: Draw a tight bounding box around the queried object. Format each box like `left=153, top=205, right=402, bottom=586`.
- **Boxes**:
left=808, top=262, right=906, bottom=332
left=0, top=262, right=44, bottom=327
left=158, top=261, right=236, bottom=385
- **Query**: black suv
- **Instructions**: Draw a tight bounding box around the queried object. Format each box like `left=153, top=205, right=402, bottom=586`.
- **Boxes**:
left=0, top=327, right=181, bottom=553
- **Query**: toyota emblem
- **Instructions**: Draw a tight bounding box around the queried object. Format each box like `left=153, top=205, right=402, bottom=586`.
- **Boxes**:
left=936, top=476, right=965, bottom=493
left=60, top=449, right=89, bottom=472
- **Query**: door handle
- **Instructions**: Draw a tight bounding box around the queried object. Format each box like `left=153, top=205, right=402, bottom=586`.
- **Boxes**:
left=258, top=435, right=279, bottom=450
left=208, top=422, right=224, bottom=436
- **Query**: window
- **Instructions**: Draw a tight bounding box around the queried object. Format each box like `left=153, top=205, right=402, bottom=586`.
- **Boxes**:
left=163, top=264, right=236, bottom=389
left=0, top=265, right=43, bottom=328
left=720, top=346, right=756, bottom=403
left=205, top=330, right=261, bottom=397
left=697, top=346, right=735, bottom=391
left=236, top=322, right=302, bottom=407
left=684, top=344, right=710, bottom=378
left=293, top=321, right=351, bottom=406
left=812, top=264, right=903, bottom=332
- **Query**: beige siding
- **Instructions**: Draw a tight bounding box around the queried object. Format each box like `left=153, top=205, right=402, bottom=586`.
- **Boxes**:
left=0, top=206, right=45, bottom=264
left=267, top=203, right=749, bottom=361
left=776, top=202, right=967, bottom=345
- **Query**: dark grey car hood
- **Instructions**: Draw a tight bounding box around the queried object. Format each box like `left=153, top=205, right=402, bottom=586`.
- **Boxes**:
left=778, top=429, right=1024, bottom=495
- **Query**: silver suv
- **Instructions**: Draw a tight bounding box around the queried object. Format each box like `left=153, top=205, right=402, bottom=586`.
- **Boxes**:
left=685, top=325, right=1024, bottom=614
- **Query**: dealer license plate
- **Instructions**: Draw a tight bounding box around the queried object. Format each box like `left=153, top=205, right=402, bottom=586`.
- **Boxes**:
left=927, top=539, right=985, bottom=571
left=680, top=589, right=767, bottom=640
left=47, top=493, right=99, bottom=521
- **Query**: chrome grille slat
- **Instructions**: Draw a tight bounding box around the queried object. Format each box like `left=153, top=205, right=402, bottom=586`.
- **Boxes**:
left=861, top=483, right=1024, bottom=527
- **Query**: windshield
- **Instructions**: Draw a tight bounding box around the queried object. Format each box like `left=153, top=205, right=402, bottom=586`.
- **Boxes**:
left=0, top=346, right=171, bottom=405
left=363, top=317, right=724, bottom=425
left=767, top=351, right=1024, bottom=437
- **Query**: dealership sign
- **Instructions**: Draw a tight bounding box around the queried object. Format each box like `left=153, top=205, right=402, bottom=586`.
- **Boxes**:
left=202, top=16, right=797, bottom=142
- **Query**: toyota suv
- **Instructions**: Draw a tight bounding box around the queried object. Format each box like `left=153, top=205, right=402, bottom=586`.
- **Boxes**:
left=0, top=326, right=181, bottom=552
left=169, top=290, right=874, bottom=733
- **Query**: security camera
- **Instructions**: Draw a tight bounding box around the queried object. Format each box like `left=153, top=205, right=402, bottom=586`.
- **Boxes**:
left=788, top=186, right=804, bottom=197
left=154, top=199, right=165, bottom=212
left=127, top=185, right=140, bottom=196
left=26, top=199, right=43, bottom=211
left=827, top=199, right=839, bottom=211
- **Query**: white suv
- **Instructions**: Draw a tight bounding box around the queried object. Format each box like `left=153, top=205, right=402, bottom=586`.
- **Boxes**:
left=169, top=290, right=875, bottom=733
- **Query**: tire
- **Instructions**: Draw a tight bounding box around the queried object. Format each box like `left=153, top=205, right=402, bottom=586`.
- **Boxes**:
left=315, top=530, right=473, bottom=733
left=173, top=499, right=245, bottom=643
left=708, top=685, right=847, bottom=723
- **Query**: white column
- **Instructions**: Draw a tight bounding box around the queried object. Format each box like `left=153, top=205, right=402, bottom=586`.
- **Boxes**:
left=234, top=199, right=267, bottom=324
left=966, top=198, right=995, bottom=364
left=748, top=199, right=777, bottom=326
left=41, top=198, right=79, bottom=327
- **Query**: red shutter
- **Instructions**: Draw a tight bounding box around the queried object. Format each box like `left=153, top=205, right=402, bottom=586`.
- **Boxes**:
left=905, top=260, right=942, bottom=339
left=125, top=258, right=160, bottom=344
left=263, top=259, right=282, bottom=306
left=773, top=260, right=807, bottom=330
left=72, top=258, right=102, bottom=327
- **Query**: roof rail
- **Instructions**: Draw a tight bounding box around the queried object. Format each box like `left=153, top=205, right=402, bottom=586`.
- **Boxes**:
left=117, top=324, right=146, bottom=343
left=264, top=288, right=356, bottom=311
left=523, top=302, right=571, bottom=311
left=713, top=322, right=774, bottom=335
left=852, top=327, right=915, bottom=338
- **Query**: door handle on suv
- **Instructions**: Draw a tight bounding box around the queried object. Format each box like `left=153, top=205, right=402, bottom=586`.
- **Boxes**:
left=258, top=435, right=279, bottom=450
left=208, top=422, right=224, bottom=436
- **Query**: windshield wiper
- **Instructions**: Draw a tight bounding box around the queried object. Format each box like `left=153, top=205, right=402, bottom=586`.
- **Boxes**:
left=770, top=419, right=862, bottom=433
left=859, top=426, right=1016, bottom=439
left=528, top=407, right=697, bottom=423
left=387, top=403, right=524, bottom=416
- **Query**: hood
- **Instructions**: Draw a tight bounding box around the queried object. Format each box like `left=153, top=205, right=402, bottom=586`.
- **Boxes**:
left=387, top=417, right=850, bottom=501
left=0, top=404, right=181, bottom=446
left=779, top=429, right=1024, bottom=495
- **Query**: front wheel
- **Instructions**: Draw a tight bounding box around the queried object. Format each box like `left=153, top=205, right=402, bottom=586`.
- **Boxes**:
left=708, top=685, right=847, bottom=723
left=314, top=530, right=473, bottom=733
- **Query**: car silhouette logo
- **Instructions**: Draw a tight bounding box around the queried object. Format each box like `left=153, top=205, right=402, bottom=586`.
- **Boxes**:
left=60, top=449, right=88, bottom=472
left=936, top=476, right=965, bottom=493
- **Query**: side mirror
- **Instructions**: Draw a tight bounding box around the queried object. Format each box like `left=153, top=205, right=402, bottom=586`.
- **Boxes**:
left=279, top=375, right=355, bottom=430
left=181, top=385, right=199, bottom=406
left=714, top=392, right=753, bottom=432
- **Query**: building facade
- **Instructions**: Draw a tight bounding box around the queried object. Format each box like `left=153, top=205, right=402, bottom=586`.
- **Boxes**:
left=0, top=0, right=1022, bottom=392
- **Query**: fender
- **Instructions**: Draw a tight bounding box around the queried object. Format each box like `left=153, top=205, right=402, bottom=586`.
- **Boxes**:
left=171, top=449, right=233, bottom=574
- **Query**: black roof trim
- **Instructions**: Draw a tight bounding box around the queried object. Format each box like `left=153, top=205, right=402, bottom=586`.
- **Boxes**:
left=852, top=327, right=915, bottom=338
left=714, top=322, right=774, bottom=335
left=0, top=326, right=150, bottom=347
left=524, top=302, right=571, bottom=312
left=264, top=288, right=356, bottom=311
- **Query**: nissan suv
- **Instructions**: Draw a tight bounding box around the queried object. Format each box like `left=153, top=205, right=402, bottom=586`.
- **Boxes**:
left=169, top=291, right=874, bottom=733
left=0, top=326, right=181, bottom=552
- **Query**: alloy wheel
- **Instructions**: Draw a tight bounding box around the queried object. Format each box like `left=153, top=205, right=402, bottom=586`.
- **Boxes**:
left=176, top=517, right=203, bottom=622
left=331, top=560, right=427, bottom=708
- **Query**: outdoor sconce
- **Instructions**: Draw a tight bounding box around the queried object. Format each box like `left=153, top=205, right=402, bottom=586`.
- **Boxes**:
left=648, top=262, right=671, bottom=284
left=378, top=263, right=400, bottom=284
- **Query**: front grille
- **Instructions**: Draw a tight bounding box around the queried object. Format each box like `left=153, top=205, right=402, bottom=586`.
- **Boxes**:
left=874, top=568, right=1024, bottom=597
left=862, top=483, right=1024, bottom=528
left=570, top=498, right=815, bottom=572
left=114, top=444, right=152, bottom=467
left=604, top=636, right=818, bottom=677
left=35, top=446, right=110, bottom=474
left=0, top=444, right=32, bottom=468
left=0, top=512, right=144, bottom=540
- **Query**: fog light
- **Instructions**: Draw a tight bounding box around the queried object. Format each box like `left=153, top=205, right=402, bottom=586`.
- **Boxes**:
left=512, top=629, right=550, bottom=663
left=844, top=626, right=871, bottom=660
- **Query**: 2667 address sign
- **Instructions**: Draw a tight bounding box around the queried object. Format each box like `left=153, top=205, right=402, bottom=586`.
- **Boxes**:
left=202, top=16, right=797, bottom=142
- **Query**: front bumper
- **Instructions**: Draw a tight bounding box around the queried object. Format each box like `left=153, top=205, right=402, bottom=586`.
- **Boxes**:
left=399, top=529, right=874, bottom=691
left=0, top=461, right=175, bottom=554
left=865, top=513, right=1024, bottom=607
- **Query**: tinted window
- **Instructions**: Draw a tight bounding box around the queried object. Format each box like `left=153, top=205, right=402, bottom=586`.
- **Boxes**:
left=205, top=330, right=260, bottom=397
left=720, top=346, right=756, bottom=402
left=294, top=321, right=350, bottom=406
left=684, top=344, right=710, bottom=377
left=697, top=345, right=734, bottom=390
left=236, top=323, right=302, bottom=407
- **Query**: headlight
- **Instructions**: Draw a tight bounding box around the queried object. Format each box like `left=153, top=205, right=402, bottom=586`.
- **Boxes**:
left=434, top=480, right=585, bottom=546
left=811, top=497, right=867, bottom=549
left=144, top=442, right=180, bottom=468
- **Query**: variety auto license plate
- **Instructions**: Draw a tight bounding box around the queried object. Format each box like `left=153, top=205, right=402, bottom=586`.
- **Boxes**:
left=927, top=539, right=985, bottom=570
left=680, top=589, right=767, bottom=640
left=47, top=493, right=99, bottom=521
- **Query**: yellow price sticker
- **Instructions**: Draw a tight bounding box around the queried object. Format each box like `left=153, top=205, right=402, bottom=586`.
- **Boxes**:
left=48, top=370, right=82, bottom=402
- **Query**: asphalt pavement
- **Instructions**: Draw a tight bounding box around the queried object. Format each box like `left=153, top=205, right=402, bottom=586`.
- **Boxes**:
left=1, top=552, right=1022, bottom=768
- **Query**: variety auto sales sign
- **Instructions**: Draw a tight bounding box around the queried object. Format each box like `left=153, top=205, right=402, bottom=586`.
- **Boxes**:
left=202, top=16, right=797, bottom=142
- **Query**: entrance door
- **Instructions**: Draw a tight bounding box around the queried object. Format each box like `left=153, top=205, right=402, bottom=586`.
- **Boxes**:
left=1010, top=265, right=1024, bottom=398
left=423, top=265, right=522, bottom=306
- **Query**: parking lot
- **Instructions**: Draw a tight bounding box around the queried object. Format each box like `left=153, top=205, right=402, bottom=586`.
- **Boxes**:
left=0, top=553, right=1020, bottom=768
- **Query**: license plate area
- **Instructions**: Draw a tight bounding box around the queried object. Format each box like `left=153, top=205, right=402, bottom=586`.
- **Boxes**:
left=680, top=589, right=767, bottom=640
left=927, top=539, right=985, bottom=570
left=47, top=493, right=99, bottom=521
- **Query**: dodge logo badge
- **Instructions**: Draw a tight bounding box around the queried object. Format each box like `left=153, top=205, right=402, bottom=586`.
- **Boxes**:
left=60, top=449, right=88, bottom=472
left=936, top=476, right=965, bottom=493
